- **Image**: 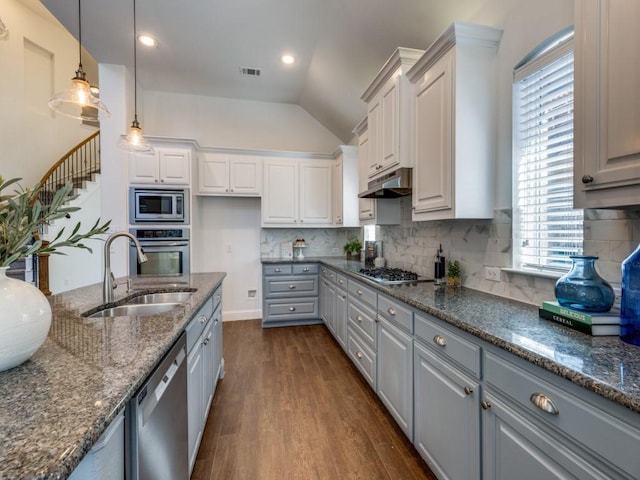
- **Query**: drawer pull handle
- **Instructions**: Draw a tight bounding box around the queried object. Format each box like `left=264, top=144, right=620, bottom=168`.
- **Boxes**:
left=481, top=401, right=492, bottom=410
left=356, top=351, right=363, bottom=359
left=530, top=392, right=559, bottom=415
left=464, top=386, right=474, bottom=395
left=200, top=315, right=207, bottom=324
left=303, top=267, right=310, bottom=272
left=433, top=335, right=447, bottom=347
left=356, top=315, right=363, bottom=322
left=275, top=268, right=282, bottom=273
left=357, top=289, right=363, bottom=295
left=289, top=285, right=296, bottom=289
left=339, top=279, right=344, bottom=285
left=387, top=307, right=396, bottom=315
left=289, top=307, right=296, bottom=312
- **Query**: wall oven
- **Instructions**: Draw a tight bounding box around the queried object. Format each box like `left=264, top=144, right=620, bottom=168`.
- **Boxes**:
left=129, top=228, right=190, bottom=279
left=129, top=187, right=189, bottom=224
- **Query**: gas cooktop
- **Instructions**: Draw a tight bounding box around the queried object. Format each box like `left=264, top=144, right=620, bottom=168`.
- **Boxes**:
left=356, top=267, right=431, bottom=285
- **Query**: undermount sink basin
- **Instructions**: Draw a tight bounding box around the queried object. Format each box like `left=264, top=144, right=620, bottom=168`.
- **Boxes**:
left=125, top=291, right=194, bottom=305
left=85, top=302, right=183, bottom=318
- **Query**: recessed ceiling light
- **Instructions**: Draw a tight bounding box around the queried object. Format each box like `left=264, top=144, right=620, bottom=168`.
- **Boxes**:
left=138, top=34, right=158, bottom=48
left=281, top=54, right=295, bottom=65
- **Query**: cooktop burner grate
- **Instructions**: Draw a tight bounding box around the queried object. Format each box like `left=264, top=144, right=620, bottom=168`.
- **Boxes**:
left=357, top=267, right=428, bottom=284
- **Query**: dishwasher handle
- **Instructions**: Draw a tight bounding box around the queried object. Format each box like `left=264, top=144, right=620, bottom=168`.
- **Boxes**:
left=138, top=336, right=187, bottom=426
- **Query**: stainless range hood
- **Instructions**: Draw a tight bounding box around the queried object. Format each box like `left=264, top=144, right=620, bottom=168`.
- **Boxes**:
left=358, top=167, right=412, bottom=198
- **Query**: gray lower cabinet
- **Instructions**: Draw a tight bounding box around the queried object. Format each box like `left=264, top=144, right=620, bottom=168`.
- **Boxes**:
left=335, top=280, right=347, bottom=349
left=414, top=341, right=480, bottom=479
left=346, top=277, right=378, bottom=389
left=262, top=263, right=321, bottom=327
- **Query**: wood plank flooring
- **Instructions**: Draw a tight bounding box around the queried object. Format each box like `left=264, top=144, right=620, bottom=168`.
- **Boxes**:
left=192, top=320, right=438, bottom=480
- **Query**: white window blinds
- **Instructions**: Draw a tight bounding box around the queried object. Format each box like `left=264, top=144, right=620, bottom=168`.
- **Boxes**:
left=513, top=36, right=583, bottom=273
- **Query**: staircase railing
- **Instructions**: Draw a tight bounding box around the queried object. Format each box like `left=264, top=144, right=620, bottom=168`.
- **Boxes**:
left=36, top=131, right=101, bottom=295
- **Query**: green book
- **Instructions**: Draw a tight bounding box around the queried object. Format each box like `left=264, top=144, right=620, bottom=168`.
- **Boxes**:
left=538, top=309, right=620, bottom=336
left=541, top=301, right=620, bottom=325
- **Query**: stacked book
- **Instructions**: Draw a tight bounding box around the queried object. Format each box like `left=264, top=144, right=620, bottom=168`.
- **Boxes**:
left=538, top=301, right=621, bottom=336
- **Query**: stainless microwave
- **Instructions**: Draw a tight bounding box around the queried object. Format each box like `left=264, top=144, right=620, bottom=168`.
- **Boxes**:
left=129, top=187, right=189, bottom=224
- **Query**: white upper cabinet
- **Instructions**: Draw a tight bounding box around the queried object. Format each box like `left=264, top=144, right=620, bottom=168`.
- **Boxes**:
left=262, top=158, right=333, bottom=227
left=407, top=23, right=502, bottom=221
left=574, top=0, right=640, bottom=208
left=333, top=145, right=359, bottom=227
left=198, top=152, right=262, bottom=196
left=130, top=147, right=191, bottom=185
left=361, top=47, right=424, bottom=181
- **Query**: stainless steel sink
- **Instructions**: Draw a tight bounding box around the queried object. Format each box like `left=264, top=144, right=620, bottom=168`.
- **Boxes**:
left=125, top=291, right=194, bottom=305
left=85, top=303, right=183, bottom=318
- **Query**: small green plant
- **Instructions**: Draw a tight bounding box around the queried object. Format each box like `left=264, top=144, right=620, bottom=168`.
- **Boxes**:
left=343, top=236, right=362, bottom=257
left=447, top=260, right=461, bottom=287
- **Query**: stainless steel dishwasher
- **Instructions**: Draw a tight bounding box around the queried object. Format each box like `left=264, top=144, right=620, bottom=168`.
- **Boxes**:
left=127, top=332, right=188, bottom=480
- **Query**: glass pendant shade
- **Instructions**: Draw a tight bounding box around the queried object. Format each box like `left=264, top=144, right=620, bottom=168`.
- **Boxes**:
left=48, top=68, right=110, bottom=121
left=118, top=118, right=153, bottom=153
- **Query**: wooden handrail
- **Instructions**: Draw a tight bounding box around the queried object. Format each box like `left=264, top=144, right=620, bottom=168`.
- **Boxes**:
left=38, top=131, right=100, bottom=186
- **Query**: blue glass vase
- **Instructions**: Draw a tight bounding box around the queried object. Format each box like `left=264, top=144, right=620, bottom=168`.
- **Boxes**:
left=621, top=244, right=640, bottom=345
left=554, top=256, right=615, bottom=312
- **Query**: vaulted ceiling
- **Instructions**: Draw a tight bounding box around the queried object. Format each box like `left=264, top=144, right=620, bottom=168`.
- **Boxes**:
left=38, top=0, right=512, bottom=142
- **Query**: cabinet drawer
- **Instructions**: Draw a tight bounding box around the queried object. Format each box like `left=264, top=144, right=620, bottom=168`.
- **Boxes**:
left=186, top=296, right=214, bottom=353
left=264, top=276, right=318, bottom=297
left=212, top=286, right=222, bottom=313
left=378, top=294, right=413, bottom=334
left=347, top=326, right=377, bottom=389
left=348, top=297, right=377, bottom=349
left=263, top=264, right=292, bottom=275
left=264, top=298, right=319, bottom=320
left=293, top=263, right=319, bottom=275
left=485, top=351, right=640, bottom=478
left=347, top=279, right=377, bottom=309
left=336, top=274, right=348, bottom=289
left=414, top=312, right=481, bottom=378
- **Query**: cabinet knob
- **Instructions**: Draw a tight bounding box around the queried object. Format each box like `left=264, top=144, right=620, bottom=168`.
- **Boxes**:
left=387, top=307, right=396, bottom=316
left=339, top=279, right=344, bottom=285
left=275, top=268, right=282, bottom=272
left=356, top=315, right=363, bottom=323
left=303, top=268, right=310, bottom=272
left=203, top=338, right=210, bottom=346
left=481, top=401, right=492, bottom=410
left=581, top=174, right=594, bottom=184
left=464, top=386, right=474, bottom=396
left=289, top=285, right=296, bottom=289
left=154, top=179, right=159, bottom=183
left=433, top=335, right=447, bottom=347
left=230, top=189, right=234, bottom=192
left=357, top=289, right=363, bottom=295
left=369, top=213, right=373, bottom=217
left=300, top=219, right=304, bottom=223
left=200, top=315, right=207, bottom=324
left=530, top=392, right=559, bottom=415
left=356, top=351, right=363, bottom=359
left=160, top=179, right=165, bottom=182
left=225, top=189, right=229, bottom=192
left=289, top=307, right=296, bottom=312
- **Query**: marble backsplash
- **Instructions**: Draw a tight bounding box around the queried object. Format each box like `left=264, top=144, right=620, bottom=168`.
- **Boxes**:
left=378, top=196, right=640, bottom=307
left=261, top=227, right=360, bottom=258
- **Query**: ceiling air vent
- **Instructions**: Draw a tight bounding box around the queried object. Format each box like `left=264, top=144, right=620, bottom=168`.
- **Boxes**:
left=240, top=66, right=261, bottom=77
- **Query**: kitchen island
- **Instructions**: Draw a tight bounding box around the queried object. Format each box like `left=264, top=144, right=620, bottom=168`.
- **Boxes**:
left=0, top=272, right=225, bottom=480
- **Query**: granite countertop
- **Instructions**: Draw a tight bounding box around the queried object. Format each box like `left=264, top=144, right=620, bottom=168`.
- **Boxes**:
left=263, top=256, right=640, bottom=414
left=0, top=272, right=226, bottom=480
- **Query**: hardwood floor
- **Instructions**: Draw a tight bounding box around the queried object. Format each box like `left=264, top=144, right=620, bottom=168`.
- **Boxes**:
left=192, top=320, right=438, bottom=480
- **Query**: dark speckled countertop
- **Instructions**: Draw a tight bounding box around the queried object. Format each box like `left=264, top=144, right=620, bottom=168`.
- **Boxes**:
left=0, top=272, right=225, bottom=480
left=263, top=257, right=640, bottom=415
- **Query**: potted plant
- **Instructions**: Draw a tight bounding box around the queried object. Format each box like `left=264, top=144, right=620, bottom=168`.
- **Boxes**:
left=447, top=260, right=461, bottom=287
left=0, top=176, right=110, bottom=371
left=343, top=236, right=362, bottom=260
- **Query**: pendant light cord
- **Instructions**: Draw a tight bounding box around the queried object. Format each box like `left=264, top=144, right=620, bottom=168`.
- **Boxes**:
left=133, top=0, right=138, bottom=123
left=77, top=0, right=83, bottom=72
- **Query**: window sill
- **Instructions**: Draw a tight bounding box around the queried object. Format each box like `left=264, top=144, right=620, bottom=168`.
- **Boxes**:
left=501, top=268, right=563, bottom=281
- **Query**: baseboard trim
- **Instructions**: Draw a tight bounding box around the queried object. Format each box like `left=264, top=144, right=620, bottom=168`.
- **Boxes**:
left=222, top=309, right=262, bottom=322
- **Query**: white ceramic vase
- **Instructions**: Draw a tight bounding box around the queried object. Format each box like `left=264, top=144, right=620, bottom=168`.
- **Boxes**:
left=0, top=266, right=52, bottom=372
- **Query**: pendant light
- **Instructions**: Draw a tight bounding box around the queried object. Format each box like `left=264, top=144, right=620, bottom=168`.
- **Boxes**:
left=118, top=0, right=153, bottom=153
left=48, top=0, right=110, bottom=121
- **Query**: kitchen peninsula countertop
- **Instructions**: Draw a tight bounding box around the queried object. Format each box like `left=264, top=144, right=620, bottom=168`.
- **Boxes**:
left=0, top=272, right=225, bottom=480
left=262, top=256, right=640, bottom=414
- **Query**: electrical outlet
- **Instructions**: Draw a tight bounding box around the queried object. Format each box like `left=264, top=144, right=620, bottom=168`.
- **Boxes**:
left=485, top=267, right=501, bottom=282
left=248, top=289, right=256, bottom=298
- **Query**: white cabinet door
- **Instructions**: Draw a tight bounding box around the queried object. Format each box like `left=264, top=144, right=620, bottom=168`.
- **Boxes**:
left=262, top=159, right=298, bottom=225
left=574, top=0, right=640, bottom=208
left=414, top=341, right=480, bottom=480
left=159, top=148, right=191, bottom=184
left=413, top=51, right=452, bottom=215
left=229, top=157, right=261, bottom=196
left=367, top=98, right=382, bottom=178
left=299, top=160, right=332, bottom=226
left=380, top=76, right=400, bottom=172
left=333, top=155, right=344, bottom=225
left=357, top=130, right=376, bottom=221
left=187, top=339, right=204, bottom=473
left=199, top=155, right=229, bottom=194
left=129, top=152, right=160, bottom=184
left=377, top=317, right=413, bottom=440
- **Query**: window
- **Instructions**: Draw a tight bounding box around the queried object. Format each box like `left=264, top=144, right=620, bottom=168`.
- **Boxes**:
left=513, top=29, right=583, bottom=274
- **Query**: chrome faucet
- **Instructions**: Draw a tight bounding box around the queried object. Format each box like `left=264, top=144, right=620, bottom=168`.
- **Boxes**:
left=103, top=231, right=148, bottom=303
